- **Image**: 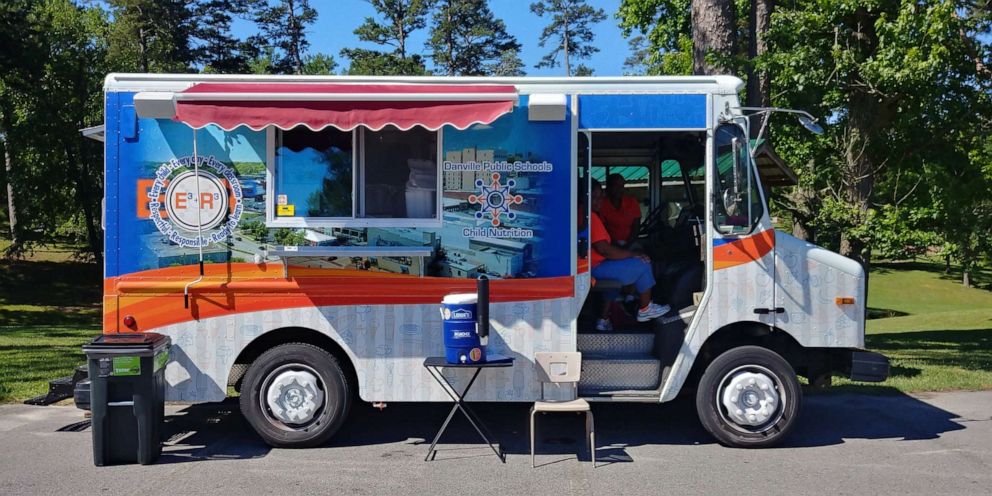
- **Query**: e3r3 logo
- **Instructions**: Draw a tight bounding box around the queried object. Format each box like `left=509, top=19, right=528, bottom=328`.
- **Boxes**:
left=164, top=171, right=228, bottom=231
left=147, top=155, right=244, bottom=248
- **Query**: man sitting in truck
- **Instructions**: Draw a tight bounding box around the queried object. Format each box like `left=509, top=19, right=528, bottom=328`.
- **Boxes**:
left=590, top=179, right=670, bottom=330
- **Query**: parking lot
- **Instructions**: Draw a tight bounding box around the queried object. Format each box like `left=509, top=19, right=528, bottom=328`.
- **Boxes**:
left=1, top=391, right=991, bottom=496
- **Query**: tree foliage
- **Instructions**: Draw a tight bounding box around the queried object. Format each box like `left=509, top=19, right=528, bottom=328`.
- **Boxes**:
left=427, top=0, right=521, bottom=76
left=1, top=0, right=108, bottom=260
left=343, top=0, right=432, bottom=75
left=617, top=0, right=693, bottom=75
left=530, top=0, right=607, bottom=76
left=192, top=0, right=254, bottom=74
left=250, top=0, right=318, bottom=75
left=765, top=0, right=992, bottom=280
left=105, top=0, right=196, bottom=72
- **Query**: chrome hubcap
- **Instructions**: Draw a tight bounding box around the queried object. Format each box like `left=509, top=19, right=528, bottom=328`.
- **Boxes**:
left=717, top=365, right=785, bottom=432
left=264, top=368, right=324, bottom=425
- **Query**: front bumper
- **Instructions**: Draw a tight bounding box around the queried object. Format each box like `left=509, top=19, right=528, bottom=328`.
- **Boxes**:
left=849, top=351, right=890, bottom=382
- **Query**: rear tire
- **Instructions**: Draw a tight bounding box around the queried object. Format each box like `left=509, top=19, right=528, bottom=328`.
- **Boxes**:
left=240, top=343, right=351, bottom=448
left=695, top=346, right=801, bottom=448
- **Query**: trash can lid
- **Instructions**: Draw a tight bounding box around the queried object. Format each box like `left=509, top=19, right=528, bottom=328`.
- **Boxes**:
left=82, top=333, right=171, bottom=355
left=442, top=293, right=477, bottom=305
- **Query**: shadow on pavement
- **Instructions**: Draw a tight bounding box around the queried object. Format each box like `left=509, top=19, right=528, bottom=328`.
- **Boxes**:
left=157, top=401, right=271, bottom=464
left=82, top=389, right=968, bottom=465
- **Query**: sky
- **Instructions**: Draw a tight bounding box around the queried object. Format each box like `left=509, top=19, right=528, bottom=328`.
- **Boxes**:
left=234, top=0, right=630, bottom=76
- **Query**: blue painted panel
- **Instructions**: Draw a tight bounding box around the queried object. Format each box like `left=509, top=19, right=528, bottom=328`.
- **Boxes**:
left=578, top=94, right=707, bottom=129
left=105, top=94, right=574, bottom=280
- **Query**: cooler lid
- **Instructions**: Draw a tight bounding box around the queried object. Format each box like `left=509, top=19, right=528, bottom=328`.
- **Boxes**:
left=442, top=293, right=477, bottom=305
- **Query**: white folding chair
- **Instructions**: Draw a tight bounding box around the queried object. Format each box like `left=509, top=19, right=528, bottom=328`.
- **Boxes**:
left=531, top=352, right=594, bottom=467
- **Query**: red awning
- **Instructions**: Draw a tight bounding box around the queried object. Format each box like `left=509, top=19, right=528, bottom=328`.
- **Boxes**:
left=171, top=82, right=518, bottom=132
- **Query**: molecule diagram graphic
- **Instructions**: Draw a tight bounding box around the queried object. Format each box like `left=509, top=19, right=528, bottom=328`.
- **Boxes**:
left=468, top=172, right=523, bottom=227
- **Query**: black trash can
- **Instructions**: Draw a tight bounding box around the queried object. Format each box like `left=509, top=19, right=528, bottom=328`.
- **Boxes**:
left=82, top=333, right=170, bottom=466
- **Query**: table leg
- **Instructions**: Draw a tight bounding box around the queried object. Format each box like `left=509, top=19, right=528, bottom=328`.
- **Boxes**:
left=424, top=366, right=505, bottom=463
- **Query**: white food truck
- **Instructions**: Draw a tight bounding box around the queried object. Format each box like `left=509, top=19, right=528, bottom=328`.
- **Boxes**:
left=95, top=73, right=888, bottom=449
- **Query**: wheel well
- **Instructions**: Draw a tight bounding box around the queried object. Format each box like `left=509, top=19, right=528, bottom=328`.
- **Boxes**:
left=228, top=327, right=358, bottom=396
left=682, top=321, right=824, bottom=392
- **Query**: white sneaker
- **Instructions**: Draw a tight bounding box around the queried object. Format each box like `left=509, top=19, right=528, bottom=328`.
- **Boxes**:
left=595, top=318, right=613, bottom=331
left=637, top=302, right=671, bottom=322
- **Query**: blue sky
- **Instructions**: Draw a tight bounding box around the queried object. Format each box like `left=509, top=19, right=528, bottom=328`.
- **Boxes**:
left=235, top=0, right=629, bottom=76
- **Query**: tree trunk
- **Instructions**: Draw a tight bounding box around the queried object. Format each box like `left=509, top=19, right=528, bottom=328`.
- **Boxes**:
left=3, top=137, right=17, bottom=248
left=65, top=142, right=102, bottom=264
left=838, top=7, right=883, bottom=273
left=445, top=3, right=454, bottom=76
left=792, top=217, right=811, bottom=242
left=563, top=14, right=571, bottom=76
left=287, top=0, right=303, bottom=74
left=746, top=0, right=773, bottom=135
left=0, top=100, right=19, bottom=250
left=691, top=0, right=737, bottom=75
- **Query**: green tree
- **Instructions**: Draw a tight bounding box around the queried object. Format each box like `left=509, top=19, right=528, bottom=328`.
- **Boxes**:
left=574, top=64, right=594, bottom=76
left=1, top=0, right=108, bottom=260
left=765, top=1, right=992, bottom=273
left=274, top=228, right=306, bottom=246
left=428, top=0, right=521, bottom=76
left=302, top=53, right=339, bottom=75
left=530, top=0, right=606, bottom=76
left=342, top=0, right=433, bottom=75
left=106, top=0, right=196, bottom=72
left=192, top=0, right=254, bottom=73
left=492, top=49, right=526, bottom=77
left=0, top=0, right=41, bottom=253
left=617, top=0, right=693, bottom=75
left=251, top=0, right=317, bottom=75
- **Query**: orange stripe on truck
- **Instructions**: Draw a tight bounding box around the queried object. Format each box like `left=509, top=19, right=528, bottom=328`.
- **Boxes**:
left=712, top=229, right=776, bottom=270
left=104, top=263, right=574, bottom=333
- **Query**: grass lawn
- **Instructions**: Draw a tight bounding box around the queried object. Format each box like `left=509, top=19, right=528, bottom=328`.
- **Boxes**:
left=0, top=242, right=101, bottom=402
left=834, top=261, right=992, bottom=393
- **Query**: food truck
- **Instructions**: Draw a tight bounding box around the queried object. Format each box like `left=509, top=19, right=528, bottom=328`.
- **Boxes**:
left=96, top=73, right=888, bottom=449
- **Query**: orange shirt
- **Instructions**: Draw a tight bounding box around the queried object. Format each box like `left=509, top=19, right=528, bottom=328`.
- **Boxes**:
left=598, top=195, right=641, bottom=243
left=590, top=212, right=611, bottom=268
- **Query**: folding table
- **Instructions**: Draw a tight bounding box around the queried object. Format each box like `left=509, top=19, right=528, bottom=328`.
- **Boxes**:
left=422, top=355, right=514, bottom=462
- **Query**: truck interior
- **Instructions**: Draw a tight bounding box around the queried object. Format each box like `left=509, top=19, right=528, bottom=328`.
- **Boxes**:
left=576, top=130, right=708, bottom=398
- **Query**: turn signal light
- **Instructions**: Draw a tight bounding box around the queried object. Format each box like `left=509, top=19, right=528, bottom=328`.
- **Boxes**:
left=835, top=297, right=856, bottom=305
left=123, top=315, right=137, bottom=328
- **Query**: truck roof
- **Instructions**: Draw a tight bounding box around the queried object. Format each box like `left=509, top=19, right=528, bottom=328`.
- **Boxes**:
left=104, top=73, right=744, bottom=95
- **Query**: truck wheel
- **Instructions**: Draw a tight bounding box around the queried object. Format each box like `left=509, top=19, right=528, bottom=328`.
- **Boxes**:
left=239, top=343, right=351, bottom=448
left=695, top=346, right=802, bottom=448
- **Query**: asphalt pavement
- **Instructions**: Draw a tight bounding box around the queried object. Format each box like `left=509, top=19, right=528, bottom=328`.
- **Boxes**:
left=1, top=391, right=990, bottom=496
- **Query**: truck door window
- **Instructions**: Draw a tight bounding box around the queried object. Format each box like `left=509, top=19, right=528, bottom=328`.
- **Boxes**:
left=713, top=124, right=763, bottom=235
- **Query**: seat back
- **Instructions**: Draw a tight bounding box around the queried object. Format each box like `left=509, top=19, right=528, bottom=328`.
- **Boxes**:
left=535, top=352, right=582, bottom=384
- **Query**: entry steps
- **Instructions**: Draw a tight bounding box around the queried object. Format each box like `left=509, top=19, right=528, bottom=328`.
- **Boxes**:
left=577, top=333, right=661, bottom=396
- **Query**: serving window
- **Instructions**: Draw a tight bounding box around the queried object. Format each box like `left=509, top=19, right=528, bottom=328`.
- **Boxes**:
left=267, top=126, right=441, bottom=227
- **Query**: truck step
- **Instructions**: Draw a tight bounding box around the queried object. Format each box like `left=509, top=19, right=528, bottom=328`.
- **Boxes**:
left=579, top=355, right=661, bottom=395
left=577, top=333, right=654, bottom=356
left=23, top=365, right=88, bottom=406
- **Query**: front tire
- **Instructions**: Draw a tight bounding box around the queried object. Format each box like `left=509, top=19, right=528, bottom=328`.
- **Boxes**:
left=695, top=346, right=802, bottom=448
left=240, top=343, right=351, bottom=448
